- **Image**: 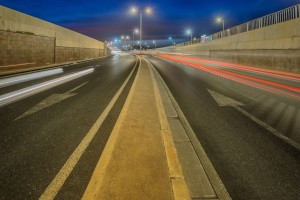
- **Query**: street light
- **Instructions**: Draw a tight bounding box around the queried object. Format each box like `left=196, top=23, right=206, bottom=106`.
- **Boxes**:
left=216, top=17, right=225, bottom=37
left=130, top=7, right=153, bottom=53
left=152, top=40, right=156, bottom=49
left=186, top=29, right=192, bottom=44
left=132, top=28, right=139, bottom=47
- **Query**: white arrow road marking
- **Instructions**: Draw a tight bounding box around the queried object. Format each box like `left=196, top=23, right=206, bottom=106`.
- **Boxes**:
left=208, top=89, right=300, bottom=151
left=15, top=82, right=88, bottom=121
left=208, top=89, right=244, bottom=107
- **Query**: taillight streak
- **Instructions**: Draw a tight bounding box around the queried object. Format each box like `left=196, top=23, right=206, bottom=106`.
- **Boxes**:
left=156, top=55, right=300, bottom=100
left=159, top=54, right=300, bottom=81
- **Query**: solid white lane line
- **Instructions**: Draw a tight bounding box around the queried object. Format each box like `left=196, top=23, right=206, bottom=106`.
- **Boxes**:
left=233, top=106, right=300, bottom=151
left=0, top=68, right=93, bottom=107
left=39, top=58, right=138, bottom=200
left=0, top=68, right=63, bottom=88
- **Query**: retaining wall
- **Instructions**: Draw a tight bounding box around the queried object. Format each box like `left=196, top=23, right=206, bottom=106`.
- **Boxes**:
left=0, top=6, right=110, bottom=67
left=159, top=18, right=300, bottom=72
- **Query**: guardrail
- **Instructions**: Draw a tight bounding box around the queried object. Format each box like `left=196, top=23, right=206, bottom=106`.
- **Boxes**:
left=176, top=4, right=300, bottom=46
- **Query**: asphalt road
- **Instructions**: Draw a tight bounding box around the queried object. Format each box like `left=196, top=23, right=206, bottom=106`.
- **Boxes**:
left=146, top=55, right=300, bottom=200
left=0, top=54, right=137, bottom=199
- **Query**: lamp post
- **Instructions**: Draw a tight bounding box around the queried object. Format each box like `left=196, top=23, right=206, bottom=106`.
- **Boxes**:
left=186, top=29, right=192, bottom=44
left=152, top=40, right=156, bottom=49
left=131, top=7, right=152, bottom=53
left=216, top=17, right=225, bottom=37
left=126, top=35, right=130, bottom=46
left=132, top=28, right=139, bottom=48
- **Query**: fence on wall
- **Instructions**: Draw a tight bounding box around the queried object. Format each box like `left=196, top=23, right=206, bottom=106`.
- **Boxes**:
left=176, top=4, right=300, bottom=47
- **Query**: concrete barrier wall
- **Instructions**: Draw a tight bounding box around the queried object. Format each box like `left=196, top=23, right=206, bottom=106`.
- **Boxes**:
left=0, top=6, right=110, bottom=67
left=159, top=18, right=300, bottom=72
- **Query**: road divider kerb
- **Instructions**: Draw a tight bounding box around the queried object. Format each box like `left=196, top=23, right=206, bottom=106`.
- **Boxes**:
left=39, top=57, right=139, bottom=200
left=146, top=58, right=191, bottom=200
left=149, top=59, right=232, bottom=200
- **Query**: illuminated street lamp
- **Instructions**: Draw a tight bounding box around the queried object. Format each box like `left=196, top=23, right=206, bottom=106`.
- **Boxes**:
left=130, top=7, right=153, bottom=52
left=216, top=17, right=225, bottom=31
left=152, top=40, right=156, bottom=49
left=132, top=28, right=139, bottom=47
left=186, top=29, right=192, bottom=43
left=216, top=17, right=225, bottom=38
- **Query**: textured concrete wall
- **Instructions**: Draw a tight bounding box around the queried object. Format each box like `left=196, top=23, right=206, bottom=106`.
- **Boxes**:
left=55, top=47, right=105, bottom=63
left=159, top=18, right=300, bottom=72
left=0, top=6, right=109, bottom=67
left=0, top=30, right=55, bottom=66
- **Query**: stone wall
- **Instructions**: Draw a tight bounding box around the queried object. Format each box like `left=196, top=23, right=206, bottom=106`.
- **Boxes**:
left=0, top=30, right=55, bottom=66
left=55, top=47, right=106, bottom=63
left=0, top=6, right=110, bottom=68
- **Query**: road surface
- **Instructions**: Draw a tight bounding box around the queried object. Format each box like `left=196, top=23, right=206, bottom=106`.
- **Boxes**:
left=146, top=54, right=300, bottom=200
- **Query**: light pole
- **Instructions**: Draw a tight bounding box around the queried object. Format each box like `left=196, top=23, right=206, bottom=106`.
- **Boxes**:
left=132, top=28, right=139, bottom=48
left=186, top=29, right=192, bottom=44
left=131, top=7, right=152, bottom=53
left=126, top=35, right=130, bottom=46
left=216, top=17, right=225, bottom=37
left=152, top=40, right=156, bottom=49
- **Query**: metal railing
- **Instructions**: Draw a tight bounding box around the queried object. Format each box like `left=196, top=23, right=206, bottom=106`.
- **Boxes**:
left=176, top=4, right=300, bottom=46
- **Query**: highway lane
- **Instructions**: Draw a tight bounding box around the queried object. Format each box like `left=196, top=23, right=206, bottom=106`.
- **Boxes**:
left=146, top=55, right=300, bottom=200
left=155, top=54, right=300, bottom=144
left=0, top=54, right=137, bottom=199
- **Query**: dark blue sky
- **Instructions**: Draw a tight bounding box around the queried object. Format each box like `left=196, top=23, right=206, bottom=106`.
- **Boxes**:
left=0, top=0, right=299, bottom=42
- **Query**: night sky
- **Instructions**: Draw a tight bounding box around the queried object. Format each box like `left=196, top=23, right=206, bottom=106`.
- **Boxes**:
left=0, top=0, right=299, bottom=44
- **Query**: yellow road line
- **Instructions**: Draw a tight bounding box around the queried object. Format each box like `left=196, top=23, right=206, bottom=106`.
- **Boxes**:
left=39, top=57, right=139, bottom=200
left=146, top=58, right=191, bottom=200
left=82, top=56, right=142, bottom=200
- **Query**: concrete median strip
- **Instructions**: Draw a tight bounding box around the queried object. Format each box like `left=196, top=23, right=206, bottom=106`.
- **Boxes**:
left=82, top=57, right=190, bottom=200
left=148, top=59, right=231, bottom=200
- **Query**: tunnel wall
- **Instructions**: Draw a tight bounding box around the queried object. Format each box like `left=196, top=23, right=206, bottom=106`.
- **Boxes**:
left=0, top=6, right=110, bottom=67
left=158, top=18, right=300, bottom=72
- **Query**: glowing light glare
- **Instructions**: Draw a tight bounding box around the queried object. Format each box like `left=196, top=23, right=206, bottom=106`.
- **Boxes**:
left=121, top=35, right=124, bottom=39
left=134, top=29, right=139, bottom=33
left=126, top=36, right=130, bottom=39
left=186, top=29, right=192, bottom=35
left=145, top=8, right=152, bottom=14
left=168, top=37, right=172, bottom=40
left=216, top=17, right=223, bottom=22
left=131, top=7, right=137, bottom=13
